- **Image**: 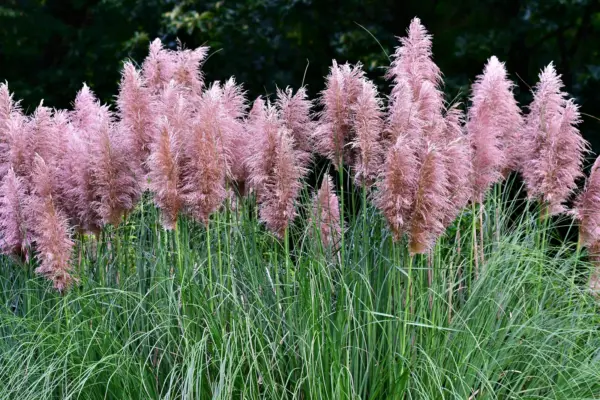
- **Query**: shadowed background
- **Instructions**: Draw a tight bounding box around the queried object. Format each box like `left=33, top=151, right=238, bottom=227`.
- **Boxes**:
left=1, top=0, right=599, bottom=152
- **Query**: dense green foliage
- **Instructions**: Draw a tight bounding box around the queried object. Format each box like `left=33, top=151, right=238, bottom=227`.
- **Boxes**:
left=1, top=0, right=600, bottom=149
left=1, top=184, right=599, bottom=399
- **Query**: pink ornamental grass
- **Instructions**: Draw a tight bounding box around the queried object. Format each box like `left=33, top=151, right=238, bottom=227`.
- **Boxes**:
left=522, top=63, right=586, bottom=215
left=310, top=176, right=342, bottom=248
left=574, top=156, right=600, bottom=248
left=142, top=39, right=176, bottom=94
left=276, top=86, right=314, bottom=155
left=0, top=168, right=29, bottom=256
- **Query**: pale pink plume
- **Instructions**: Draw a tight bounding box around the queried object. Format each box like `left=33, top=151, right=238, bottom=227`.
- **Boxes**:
left=522, top=63, right=586, bottom=215
left=3, top=109, right=29, bottom=179
left=373, top=134, right=420, bottom=241
left=173, top=44, right=209, bottom=94
left=246, top=101, right=308, bottom=237
left=310, top=176, right=342, bottom=249
left=351, top=78, right=384, bottom=188
left=0, top=168, right=29, bottom=256
left=276, top=86, right=314, bottom=156
left=408, top=143, right=450, bottom=254
left=148, top=117, right=183, bottom=229
left=26, top=104, right=59, bottom=173
left=387, top=17, right=442, bottom=103
left=141, top=39, right=176, bottom=93
left=313, top=60, right=365, bottom=167
left=117, top=62, right=155, bottom=174
left=441, top=105, right=472, bottom=227
left=574, top=156, right=600, bottom=248
left=90, top=119, right=141, bottom=226
left=468, top=56, right=522, bottom=202
left=28, top=155, right=74, bottom=292
left=180, top=84, right=234, bottom=224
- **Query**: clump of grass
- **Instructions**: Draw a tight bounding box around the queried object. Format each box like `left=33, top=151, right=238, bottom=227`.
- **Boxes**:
left=1, top=188, right=599, bottom=399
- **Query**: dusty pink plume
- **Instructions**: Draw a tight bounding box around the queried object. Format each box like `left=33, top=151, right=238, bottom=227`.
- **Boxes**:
left=408, top=143, right=450, bottom=254
left=276, top=86, right=314, bottom=156
left=148, top=117, right=183, bottom=230
left=0, top=168, right=29, bottom=257
left=173, top=44, right=209, bottom=95
left=28, top=155, right=75, bottom=292
left=117, top=62, right=155, bottom=174
left=468, top=56, right=522, bottom=202
left=441, top=104, right=472, bottom=227
left=91, top=119, right=141, bottom=226
left=313, top=60, right=365, bottom=168
left=522, top=63, right=586, bottom=215
left=142, top=39, right=176, bottom=94
left=351, top=78, right=384, bottom=188
left=180, top=83, right=234, bottom=224
left=0, top=83, right=22, bottom=172
left=310, top=176, right=342, bottom=249
left=574, top=156, right=600, bottom=249
left=247, top=101, right=308, bottom=237
left=374, top=135, right=420, bottom=241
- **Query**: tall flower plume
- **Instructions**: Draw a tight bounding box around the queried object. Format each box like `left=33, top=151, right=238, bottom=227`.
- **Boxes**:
left=0, top=168, right=29, bottom=256
left=117, top=62, right=154, bottom=174
left=522, top=63, right=586, bottom=215
left=148, top=117, right=183, bottom=230
left=0, top=83, right=22, bottom=177
left=313, top=61, right=364, bottom=167
left=28, top=155, right=74, bottom=292
left=574, top=156, right=600, bottom=248
left=374, top=135, right=420, bottom=241
left=276, top=86, right=314, bottom=156
left=219, top=78, right=248, bottom=189
left=142, top=39, right=176, bottom=94
left=173, top=44, right=209, bottom=95
left=468, top=56, right=522, bottom=202
left=408, top=143, right=450, bottom=254
left=310, top=176, right=342, bottom=248
left=351, top=78, right=384, bottom=188
left=247, top=101, right=308, bottom=237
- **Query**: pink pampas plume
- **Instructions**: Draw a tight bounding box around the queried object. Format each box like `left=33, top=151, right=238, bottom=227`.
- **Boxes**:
left=408, top=143, right=450, bottom=254
left=441, top=105, right=472, bottom=227
left=142, top=39, right=176, bottom=94
left=468, top=57, right=522, bottom=203
left=90, top=120, right=141, bottom=226
left=148, top=117, right=183, bottom=230
left=173, top=44, right=209, bottom=94
left=180, top=84, right=234, bottom=224
left=522, top=63, right=586, bottom=215
left=374, top=135, right=420, bottom=241
left=351, top=78, right=384, bottom=188
left=310, top=176, right=342, bottom=249
left=0, top=168, right=29, bottom=256
left=574, top=156, right=600, bottom=248
left=219, top=78, right=249, bottom=187
left=117, top=62, right=154, bottom=172
left=313, top=60, right=365, bottom=167
left=28, top=155, right=74, bottom=292
left=276, top=86, right=314, bottom=155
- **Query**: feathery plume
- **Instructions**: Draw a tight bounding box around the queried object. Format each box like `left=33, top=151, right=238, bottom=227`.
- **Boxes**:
left=374, top=135, right=420, bottom=241
left=408, top=144, right=449, bottom=254
left=0, top=168, right=29, bottom=256
left=574, top=156, right=600, bottom=248
left=276, top=86, right=314, bottom=155
left=313, top=61, right=365, bottom=167
left=28, top=156, right=74, bottom=292
left=142, top=39, right=176, bottom=93
left=468, top=57, right=522, bottom=202
left=219, top=78, right=249, bottom=187
left=0, top=83, right=21, bottom=177
left=117, top=62, right=154, bottom=172
left=522, top=63, right=586, bottom=215
left=351, top=78, right=384, bottom=188
left=310, top=176, right=342, bottom=249
left=148, top=117, right=183, bottom=229
left=173, top=45, right=209, bottom=94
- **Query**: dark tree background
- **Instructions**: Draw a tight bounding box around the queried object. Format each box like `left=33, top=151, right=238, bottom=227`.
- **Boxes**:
left=1, top=0, right=599, bottom=151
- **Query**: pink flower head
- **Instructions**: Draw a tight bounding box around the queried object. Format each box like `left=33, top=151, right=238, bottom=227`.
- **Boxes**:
left=374, top=134, right=420, bottom=241
left=574, top=156, right=600, bottom=248
left=0, top=168, right=29, bottom=256
left=28, top=155, right=74, bottom=292
left=142, top=39, right=176, bottom=93
left=408, top=143, right=450, bottom=254
left=522, top=63, right=587, bottom=214
left=310, top=176, right=342, bottom=248
left=351, top=78, right=384, bottom=188
left=276, top=86, right=314, bottom=155
left=173, top=44, right=209, bottom=94
left=313, top=60, right=365, bottom=167
left=468, top=56, right=522, bottom=202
